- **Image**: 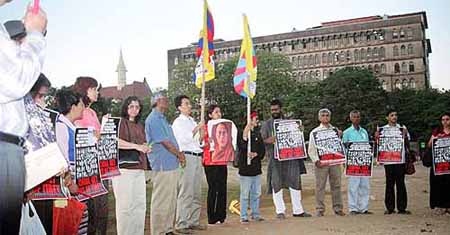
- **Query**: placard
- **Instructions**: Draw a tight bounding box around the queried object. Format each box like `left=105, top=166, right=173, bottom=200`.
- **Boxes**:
left=345, top=142, right=374, bottom=177
left=273, top=119, right=307, bottom=161
left=432, top=137, right=450, bottom=175
left=98, top=117, right=120, bottom=179
left=312, top=128, right=345, bottom=165
left=377, top=126, right=404, bottom=164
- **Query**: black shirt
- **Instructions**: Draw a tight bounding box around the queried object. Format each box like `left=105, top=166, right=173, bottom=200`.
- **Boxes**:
left=238, top=128, right=266, bottom=176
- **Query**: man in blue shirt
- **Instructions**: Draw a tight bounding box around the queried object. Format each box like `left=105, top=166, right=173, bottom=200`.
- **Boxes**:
left=145, top=91, right=186, bottom=235
left=342, top=110, right=371, bottom=215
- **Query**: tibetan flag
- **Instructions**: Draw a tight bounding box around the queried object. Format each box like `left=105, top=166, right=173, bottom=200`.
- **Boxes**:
left=193, top=0, right=215, bottom=88
left=233, top=14, right=257, bottom=98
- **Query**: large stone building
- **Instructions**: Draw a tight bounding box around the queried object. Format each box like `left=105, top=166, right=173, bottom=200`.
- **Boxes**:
left=100, top=50, right=152, bottom=101
left=167, top=11, right=431, bottom=91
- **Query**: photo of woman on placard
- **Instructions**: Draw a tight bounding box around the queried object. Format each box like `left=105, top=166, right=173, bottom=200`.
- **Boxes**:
left=212, top=121, right=234, bottom=162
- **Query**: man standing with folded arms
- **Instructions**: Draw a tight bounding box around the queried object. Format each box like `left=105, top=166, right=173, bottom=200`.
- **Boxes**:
left=173, top=95, right=206, bottom=234
left=0, top=1, right=47, bottom=234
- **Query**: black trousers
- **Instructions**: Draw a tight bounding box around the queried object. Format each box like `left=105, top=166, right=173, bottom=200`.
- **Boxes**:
left=384, top=164, right=407, bottom=212
left=33, top=200, right=53, bottom=234
left=204, top=165, right=227, bottom=224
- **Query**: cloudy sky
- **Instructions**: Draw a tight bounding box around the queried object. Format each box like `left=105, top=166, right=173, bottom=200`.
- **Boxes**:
left=1, top=0, right=449, bottom=90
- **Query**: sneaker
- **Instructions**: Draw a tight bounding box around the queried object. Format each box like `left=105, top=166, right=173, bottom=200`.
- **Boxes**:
left=335, top=211, right=346, bottom=216
left=362, top=211, right=373, bottom=215
left=293, top=212, right=312, bottom=217
left=316, top=211, right=324, bottom=217
left=349, top=211, right=360, bottom=216
left=398, top=210, right=411, bottom=215
left=252, top=217, right=265, bottom=222
left=276, top=213, right=286, bottom=220
left=384, top=210, right=395, bottom=215
left=240, top=219, right=249, bottom=224
left=174, top=228, right=192, bottom=234
left=189, top=224, right=207, bottom=230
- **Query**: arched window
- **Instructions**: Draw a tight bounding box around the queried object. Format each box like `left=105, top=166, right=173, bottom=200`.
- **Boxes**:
left=298, top=56, right=302, bottom=67
left=334, top=52, right=339, bottom=63
left=299, top=72, right=304, bottom=81
left=346, top=50, right=351, bottom=61
left=402, top=79, right=408, bottom=88
left=328, top=52, right=333, bottom=64
left=309, top=55, right=314, bottom=66
left=354, top=49, right=360, bottom=61
left=407, top=28, right=413, bottom=38
left=400, top=28, right=405, bottom=39
left=394, top=63, right=400, bottom=73
left=409, top=62, right=415, bottom=72
left=393, top=46, right=399, bottom=56
left=373, top=47, right=379, bottom=59
left=324, top=69, right=328, bottom=79
left=381, top=64, right=386, bottom=73
left=340, top=51, right=345, bottom=62
left=293, top=72, right=297, bottom=78
left=395, top=79, right=401, bottom=89
left=315, top=54, right=320, bottom=65
left=174, top=57, right=179, bottom=65
left=380, top=47, right=386, bottom=59
left=381, top=80, right=388, bottom=90
left=305, top=71, right=311, bottom=80
left=407, top=44, right=413, bottom=55
left=409, top=78, right=416, bottom=89
left=400, top=45, right=406, bottom=56
left=401, top=62, right=408, bottom=73
left=316, top=70, right=321, bottom=80
left=393, top=29, right=399, bottom=39
left=292, top=57, right=297, bottom=67
left=361, top=48, right=366, bottom=60
left=367, top=48, right=372, bottom=60
left=322, top=53, right=327, bottom=64
left=368, top=65, right=373, bottom=72
left=374, top=64, right=380, bottom=74
left=310, top=71, right=315, bottom=80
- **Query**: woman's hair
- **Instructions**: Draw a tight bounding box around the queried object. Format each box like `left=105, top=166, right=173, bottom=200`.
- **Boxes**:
left=72, top=76, right=98, bottom=105
left=121, top=96, right=143, bottom=123
left=30, top=73, right=51, bottom=99
left=440, top=112, right=450, bottom=121
left=207, top=104, right=220, bottom=121
left=55, top=90, right=82, bottom=115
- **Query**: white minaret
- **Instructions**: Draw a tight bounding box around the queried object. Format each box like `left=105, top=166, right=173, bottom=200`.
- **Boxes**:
left=116, top=49, right=127, bottom=90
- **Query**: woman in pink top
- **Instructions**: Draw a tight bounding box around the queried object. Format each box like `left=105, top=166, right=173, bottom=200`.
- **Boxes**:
left=71, top=76, right=108, bottom=235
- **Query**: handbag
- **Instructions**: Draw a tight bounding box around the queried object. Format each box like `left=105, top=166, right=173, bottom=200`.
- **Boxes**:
left=118, top=120, right=141, bottom=168
left=52, top=199, right=87, bottom=235
left=19, top=202, right=46, bottom=235
left=404, top=138, right=415, bottom=175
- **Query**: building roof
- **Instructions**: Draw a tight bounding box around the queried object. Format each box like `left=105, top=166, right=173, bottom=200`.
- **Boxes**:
left=100, top=79, right=152, bottom=100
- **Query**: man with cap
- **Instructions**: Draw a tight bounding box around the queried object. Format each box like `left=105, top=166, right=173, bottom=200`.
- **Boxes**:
left=145, top=91, right=187, bottom=235
left=0, top=1, right=47, bottom=234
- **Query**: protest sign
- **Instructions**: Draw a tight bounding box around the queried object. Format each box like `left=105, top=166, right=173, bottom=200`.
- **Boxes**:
left=74, top=128, right=107, bottom=201
left=273, top=119, right=307, bottom=161
left=30, top=176, right=68, bottom=200
left=98, top=117, right=120, bottom=179
left=432, top=137, right=450, bottom=175
left=312, top=128, right=345, bottom=165
left=377, top=126, right=404, bottom=164
left=345, top=142, right=374, bottom=177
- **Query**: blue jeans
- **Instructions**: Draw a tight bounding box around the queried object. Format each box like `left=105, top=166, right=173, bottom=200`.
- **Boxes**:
left=0, top=141, right=26, bottom=235
left=239, top=175, right=261, bottom=220
left=347, top=176, right=370, bottom=212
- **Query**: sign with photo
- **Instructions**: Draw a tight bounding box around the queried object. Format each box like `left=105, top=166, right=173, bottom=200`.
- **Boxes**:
left=273, top=119, right=307, bottom=161
left=208, top=119, right=237, bottom=163
left=345, top=142, right=374, bottom=177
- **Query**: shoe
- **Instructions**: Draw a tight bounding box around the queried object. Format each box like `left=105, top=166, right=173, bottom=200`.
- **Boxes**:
left=384, top=210, right=395, bottom=215
left=276, top=213, right=286, bottom=220
left=398, top=210, right=411, bottom=215
left=174, top=228, right=192, bottom=234
left=362, top=211, right=373, bottom=215
left=208, top=221, right=223, bottom=226
left=349, top=211, right=360, bottom=215
left=335, top=211, right=346, bottom=216
left=293, top=212, right=312, bottom=217
left=240, top=219, right=249, bottom=224
left=166, top=232, right=175, bottom=235
left=316, top=211, right=324, bottom=217
left=252, top=217, right=265, bottom=222
left=189, top=224, right=207, bottom=230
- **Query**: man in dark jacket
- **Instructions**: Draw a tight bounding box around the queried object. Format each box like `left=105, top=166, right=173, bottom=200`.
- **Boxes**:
left=238, top=112, right=265, bottom=223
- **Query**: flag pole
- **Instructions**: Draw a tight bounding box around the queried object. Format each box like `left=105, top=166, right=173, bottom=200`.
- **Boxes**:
left=247, top=76, right=252, bottom=165
left=200, top=64, right=206, bottom=123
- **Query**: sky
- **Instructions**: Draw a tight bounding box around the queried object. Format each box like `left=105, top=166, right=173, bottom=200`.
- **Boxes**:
left=1, top=0, right=449, bottom=90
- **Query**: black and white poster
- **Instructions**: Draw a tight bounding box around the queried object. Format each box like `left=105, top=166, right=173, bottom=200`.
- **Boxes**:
left=377, top=126, right=404, bottom=164
left=273, top=119, right=307, bottom=161
left=432, top=137, right=450, bottom=175
left=98, top=117, right=121, bottom=179
left=312, top=128, right=345, bottom=165
left=345, top=142, right=374, bottom=177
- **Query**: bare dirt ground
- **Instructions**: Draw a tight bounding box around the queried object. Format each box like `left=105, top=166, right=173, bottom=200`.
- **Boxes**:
left=107, top=162, right=450, bottom=235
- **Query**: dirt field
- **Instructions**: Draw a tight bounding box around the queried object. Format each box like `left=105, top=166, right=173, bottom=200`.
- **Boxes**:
left=107, top=162, right=450, bottom=235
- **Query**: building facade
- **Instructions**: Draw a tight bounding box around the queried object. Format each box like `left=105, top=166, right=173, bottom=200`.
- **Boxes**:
left=168, top=12, right=431, bottom=91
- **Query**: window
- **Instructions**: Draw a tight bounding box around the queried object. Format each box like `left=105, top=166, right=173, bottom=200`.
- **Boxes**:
left=380, top=47, right=386, bottom=59
left=174, top=57, right=178, bottom=65
left=335, top=52, right=340, bottom=63
left=407, top=44, right=414, bottom=55
left=381, top=64, right=386, bottom=73
left=395, top=79, right=401, bottom=89
left=394, top=63, right=400, bottom=73
left=299, top=72, right=304, bottom=81
left=373, top=47, right=379, bottom=59
left=315, top=54, right=320, bottom=65
left=367, top=48, right=372, bottom=59
left=322, top=53, right=327, bottom=64
left=298, top=56, right=302, bottom=67
left=402, top=62, right=408, bottom=73
left=407, top=28, right=413, bottom=39
left=316, top=70, right=321, bottom=80
left=409, top=62, right=415, bottom=72
left=361, top=49, right=366, bottom=60
left=381, top=80, right=388, bottom=90
left=292, top=57, right=297, bottom=67
left=402, top=79, right=408, bottom=88
left=329, top=52, right=333, bottom=64
left=400, top=45, right=406, bottom=56
left=346, top=50, right=351, bottom=61
left=409, top=78, right=416, bottom=88
left=354, top=49, right=360, bottom=61
left=340, top=51, right=345, bottom=62
left=400, top=28, right=405, bottom=39
left=309, top=55, right=314, bottom=66
left=374, top=64, right=380, bottom=74
left=324, top=69, right=328, bottom=79
left=393, top=29, right=399, bottom=39
left=393, top=46, right=399, bottom=56
left=368, top=65, right=373, bottom=72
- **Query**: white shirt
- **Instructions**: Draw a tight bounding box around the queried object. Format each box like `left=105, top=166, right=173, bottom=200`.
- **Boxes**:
left=308, top=123, right=338, bottom=163
left=172, top=114, right=202, bottom=153
left=0, top=24, right=46, bottom=137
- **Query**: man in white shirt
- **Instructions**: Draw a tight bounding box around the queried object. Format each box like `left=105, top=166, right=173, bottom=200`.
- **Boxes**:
left=173, top=95, right=206, bottom=233
left=308, top=108, right=345, bottom=217
left=0, top=1, right=48, bottom=234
